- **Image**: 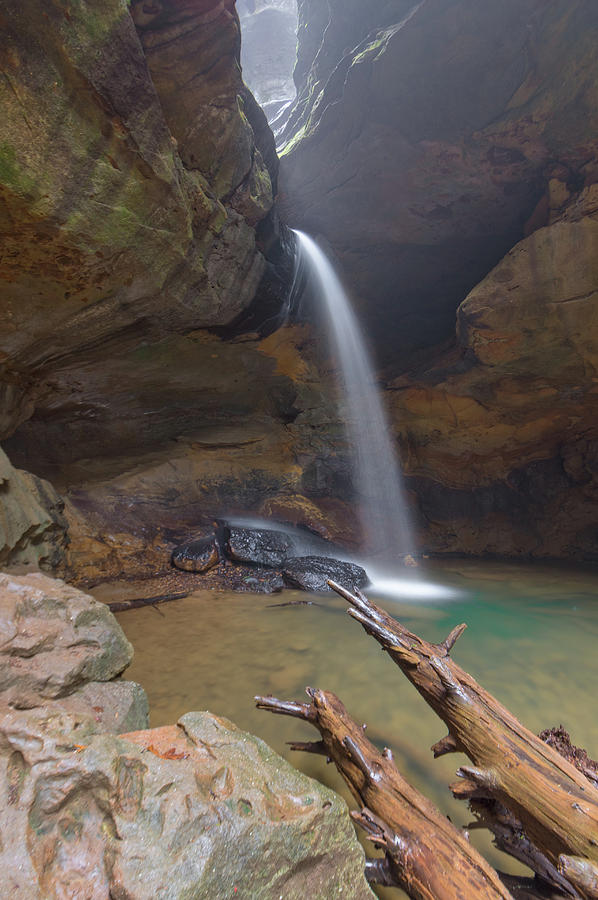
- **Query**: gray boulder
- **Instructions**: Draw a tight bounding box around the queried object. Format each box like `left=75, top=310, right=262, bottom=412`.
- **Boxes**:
left=0, top=708, right=374, bottom=899
left=42, top=680, right=149, bottom=734
left=0, top=572, right=133, bottom=706
left=0, top=447, right=68, bottom=571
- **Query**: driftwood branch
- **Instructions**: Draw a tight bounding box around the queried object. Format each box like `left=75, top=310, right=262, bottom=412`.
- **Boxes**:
left=107, top=591, right=189, bottom=612
left=256, top=688, right=513, bottom=900
left=328, top=580, right=598, bottom=898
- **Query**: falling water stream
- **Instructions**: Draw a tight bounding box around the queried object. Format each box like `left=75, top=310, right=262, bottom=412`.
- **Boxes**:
left=293, top=230, right=426, bottom=596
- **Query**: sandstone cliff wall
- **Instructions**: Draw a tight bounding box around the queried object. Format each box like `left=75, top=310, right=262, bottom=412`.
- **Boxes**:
left=0, top=0, right=310, bottom=575
left=278, top=0, right=598, bottom=559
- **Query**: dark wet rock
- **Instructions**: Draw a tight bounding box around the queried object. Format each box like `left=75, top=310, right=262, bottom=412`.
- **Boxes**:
left=225, top=525, right=295, bottom=567
left=229, top=567, right=285, bottom=594
left=171, top=535, right=220, bottom=573
left=283, top=556, right=368, bottom=593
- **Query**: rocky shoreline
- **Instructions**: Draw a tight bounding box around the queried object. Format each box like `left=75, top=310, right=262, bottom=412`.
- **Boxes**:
left=0, top=571, right=373, bottom=898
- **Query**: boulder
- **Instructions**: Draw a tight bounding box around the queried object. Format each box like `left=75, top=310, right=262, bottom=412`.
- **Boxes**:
left=0, top=679, right=149, bottom=740
left=171, top=535, right=220, bottom=573
left=0, top=709, right=374, bottom=899
left=283, top=556, right=368, bottom=593
left=43, top=680, right=150, bottom=735
left=225, top=525, right=295, bottom=567
left=0, top=572, right=133, bottom=706
left=0, top=447, right=67, bottom=572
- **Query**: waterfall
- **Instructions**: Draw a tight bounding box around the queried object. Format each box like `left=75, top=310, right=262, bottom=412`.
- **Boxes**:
left=292, top=230, right=416, bottom=584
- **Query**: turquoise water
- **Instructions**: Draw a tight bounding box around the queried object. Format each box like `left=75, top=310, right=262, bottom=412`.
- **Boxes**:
left=110, top=560, right=598, bottom=887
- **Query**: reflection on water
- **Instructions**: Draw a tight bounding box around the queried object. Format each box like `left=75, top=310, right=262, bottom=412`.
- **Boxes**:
left=110, top=560, right=598, bottom=890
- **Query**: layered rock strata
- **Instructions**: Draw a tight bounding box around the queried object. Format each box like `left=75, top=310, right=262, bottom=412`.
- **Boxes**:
left=0, top=0, right=277, bottom=442
left=278, top=0, right=598, bottom=559
left=393, top=184, right=598, bottom=559
left=0, top=0, right=312, bottom=576
left=279, top=0, right=598, bottom=366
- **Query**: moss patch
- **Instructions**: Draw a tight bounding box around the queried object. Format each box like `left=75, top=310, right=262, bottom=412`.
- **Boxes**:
left=0, top=143, right=35, bottom=195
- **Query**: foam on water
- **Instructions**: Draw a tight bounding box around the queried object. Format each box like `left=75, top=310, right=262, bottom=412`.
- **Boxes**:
left=368, top=575, right=462, bottom=602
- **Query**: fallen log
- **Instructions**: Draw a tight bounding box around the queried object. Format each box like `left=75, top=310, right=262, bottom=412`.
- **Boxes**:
left=256, top=688, right=514, bottom=900
left=328, top=581, right=598, bottom=899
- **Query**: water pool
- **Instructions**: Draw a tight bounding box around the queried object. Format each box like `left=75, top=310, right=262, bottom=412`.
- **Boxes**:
left=107, top=560, right=598, bottom=891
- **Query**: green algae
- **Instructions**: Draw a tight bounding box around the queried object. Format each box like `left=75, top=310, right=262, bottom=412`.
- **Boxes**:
left=0, top=143, right=36, bottom=195
left=279, top=123, right=309, bottom=157
left=0, top=143, right=18, bottom=185
left=60, top=0, right=125, bottom=43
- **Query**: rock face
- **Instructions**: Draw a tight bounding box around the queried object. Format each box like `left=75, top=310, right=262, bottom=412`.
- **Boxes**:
left=275, top=0, right=598, bottom=560
left=0, top=448, right=67, bottom=572
left=0, top=0, right=276, bottom=438
left=0, top=0, right=334, bottom=582
left=239, top=0, right=298, bottom=121
left=279, top=0, right=598, bottom=366
left=6, top=322, right=354, bottom=585
left=393, top=184, right=598, bottom=559
left=0, top=0, right=300, bottom=575
left=0, top=573, right=133, bottom=706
